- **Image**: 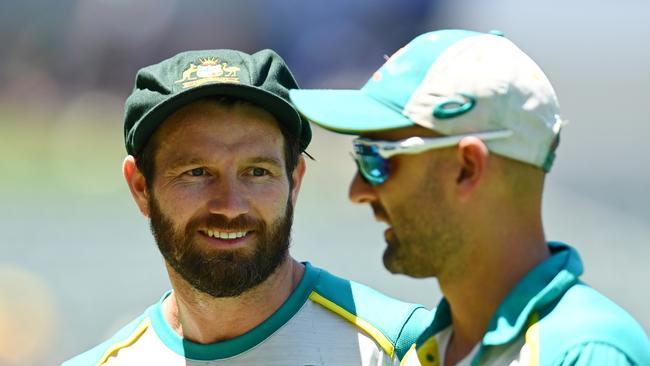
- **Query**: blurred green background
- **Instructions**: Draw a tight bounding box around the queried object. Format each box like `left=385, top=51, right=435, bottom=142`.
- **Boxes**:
left=1, top=0, right=648, bottom=364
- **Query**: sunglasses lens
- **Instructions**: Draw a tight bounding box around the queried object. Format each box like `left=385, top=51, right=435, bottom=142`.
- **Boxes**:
left=352, top=140, right=391, bottom=186
left=357, top=154, right=389, bottom=186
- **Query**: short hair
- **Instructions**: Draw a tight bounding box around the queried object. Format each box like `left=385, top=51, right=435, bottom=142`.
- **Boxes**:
left=135, top=96, right=302, bottom=189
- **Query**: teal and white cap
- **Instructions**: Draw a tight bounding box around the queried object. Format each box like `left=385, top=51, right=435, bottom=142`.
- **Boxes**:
left=290, top=29, right=564, bottom=171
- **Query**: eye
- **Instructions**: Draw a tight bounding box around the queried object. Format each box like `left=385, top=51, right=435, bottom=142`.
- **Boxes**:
left=251, top=167, right=269, bottom=177
left=187, top=167, right=205, bottom=177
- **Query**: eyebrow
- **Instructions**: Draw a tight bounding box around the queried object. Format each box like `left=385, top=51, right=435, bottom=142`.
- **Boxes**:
left=246, top=157, right=283, bottom=169
left=168, top=157, right=208, bottom=169
left=167, top=156, right=284, bottom=169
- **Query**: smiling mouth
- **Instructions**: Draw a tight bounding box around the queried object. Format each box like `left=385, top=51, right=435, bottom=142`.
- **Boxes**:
left=199, top=229, right=251, bottom=240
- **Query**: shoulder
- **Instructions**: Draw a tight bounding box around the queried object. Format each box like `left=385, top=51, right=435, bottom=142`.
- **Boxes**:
left=61, top=313, right=151, bottom=366
left=536, top=283, right=650, bottom=365
left=552, top=342, right=637, bottom=366
left=309, top=266, right=432, bottom=360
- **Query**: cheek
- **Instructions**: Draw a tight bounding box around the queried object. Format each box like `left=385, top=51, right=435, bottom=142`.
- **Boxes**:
left=379, top=174, right=434, bottom=227
left=152, top=187, right=202, bottom=225
left=250, top=183, right=291, bottom=214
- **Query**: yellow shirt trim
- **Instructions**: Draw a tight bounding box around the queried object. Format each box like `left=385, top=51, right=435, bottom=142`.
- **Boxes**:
left=308, top=291, right=395, bottom=357
left=97, top=317, right=151, bottom=365
left=524, top=312, right=541, bottom=366
left=415, top=336, right=440, bottom=366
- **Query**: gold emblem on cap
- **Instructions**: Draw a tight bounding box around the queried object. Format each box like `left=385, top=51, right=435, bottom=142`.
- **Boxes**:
left=175, top=57, right=241, bottom=89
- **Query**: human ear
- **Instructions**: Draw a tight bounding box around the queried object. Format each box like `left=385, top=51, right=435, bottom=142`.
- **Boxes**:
left=289, top=155, right=306, bottom=206
left=123, top=155, right=150, bottom=217
left=455, top=137, right=489, bottom=201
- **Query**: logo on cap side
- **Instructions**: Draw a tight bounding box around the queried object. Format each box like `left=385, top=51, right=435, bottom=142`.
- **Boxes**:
left=175, top=57, right=241, bottom=89
left=433, top=93, right=476, bottom=119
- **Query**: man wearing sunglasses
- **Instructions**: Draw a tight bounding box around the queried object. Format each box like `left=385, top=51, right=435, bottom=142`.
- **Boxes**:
left=290, top=29, right=650, bottom=365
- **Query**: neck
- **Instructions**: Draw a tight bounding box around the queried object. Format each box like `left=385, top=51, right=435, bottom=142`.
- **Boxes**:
left=162, top=256, right=304, bottom=344
left=439, top=216, right=549, bottom=365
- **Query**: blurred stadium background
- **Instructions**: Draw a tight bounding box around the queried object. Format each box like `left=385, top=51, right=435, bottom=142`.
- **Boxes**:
left=0, top=0, right=648, bottom=364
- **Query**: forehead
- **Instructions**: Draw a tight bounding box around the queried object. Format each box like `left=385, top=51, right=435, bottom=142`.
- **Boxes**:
left=360, top=125, right=442, bottom=141
left=152, top=100, right=284, bottom=161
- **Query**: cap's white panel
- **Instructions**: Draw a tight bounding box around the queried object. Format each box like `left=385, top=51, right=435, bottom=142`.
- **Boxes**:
left=402, top=34, right=562, bottom=168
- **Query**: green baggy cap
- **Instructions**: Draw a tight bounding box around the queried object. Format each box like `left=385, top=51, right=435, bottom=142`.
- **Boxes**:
left=124, top=49, right=312, bottom=155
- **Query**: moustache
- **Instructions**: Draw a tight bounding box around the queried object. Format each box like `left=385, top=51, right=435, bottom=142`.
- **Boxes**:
left=186, top=214, right=264, bottom=235
left=371, top=202, right=389, bottom=223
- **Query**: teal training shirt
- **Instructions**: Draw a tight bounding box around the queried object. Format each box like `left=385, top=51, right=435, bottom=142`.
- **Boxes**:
left=400, top=242, right=650, bottom=366
left=62, top=263, right=432, bottom=366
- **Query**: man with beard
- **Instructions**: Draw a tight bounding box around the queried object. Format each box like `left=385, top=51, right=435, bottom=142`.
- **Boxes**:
left=290, top=29, right=650, bottom=365
left=63, top=49, right=430, bottom=366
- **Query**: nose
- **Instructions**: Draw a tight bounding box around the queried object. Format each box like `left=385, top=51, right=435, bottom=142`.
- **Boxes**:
left=349, top=171, right=378, bottom=204
left=206, top=177, right=250, bottom=219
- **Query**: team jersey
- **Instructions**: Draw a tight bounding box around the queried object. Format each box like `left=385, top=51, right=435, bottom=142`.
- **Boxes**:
left=63, top=263, right=431, bottom=366
left=400, top=242, right=650, bottom=366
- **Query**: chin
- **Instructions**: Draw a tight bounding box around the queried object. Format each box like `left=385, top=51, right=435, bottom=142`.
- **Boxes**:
left=383, top=252, right=408, bottom=275
left=383, top=252, right=434, bottom=279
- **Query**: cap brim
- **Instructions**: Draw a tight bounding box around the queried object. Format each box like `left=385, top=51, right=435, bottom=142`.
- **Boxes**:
left=131, top=83, right=310, bottom=155
left=289, top=89, right=414, bottom=135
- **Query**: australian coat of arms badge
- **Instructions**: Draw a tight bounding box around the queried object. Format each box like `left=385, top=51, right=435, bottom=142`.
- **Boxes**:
left=175, top=57, right=241, bottom=89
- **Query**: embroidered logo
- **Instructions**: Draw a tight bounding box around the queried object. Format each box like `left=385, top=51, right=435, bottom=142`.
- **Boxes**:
left=175, top=57, right=241, bottom=88
left=432, top=93, right=476, bottom=119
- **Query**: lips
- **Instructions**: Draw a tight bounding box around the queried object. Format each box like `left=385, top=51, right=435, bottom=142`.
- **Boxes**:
left=192, top=214, right=262, bottom=248
left=197, top=228, right=255, bottom=248
left=384, top=227, right=395, bottom=243
left=200, top=229, right=250, bottom=240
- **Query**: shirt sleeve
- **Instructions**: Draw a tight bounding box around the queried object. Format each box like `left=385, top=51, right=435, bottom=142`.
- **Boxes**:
left=555, top=342, right=634, bottom=366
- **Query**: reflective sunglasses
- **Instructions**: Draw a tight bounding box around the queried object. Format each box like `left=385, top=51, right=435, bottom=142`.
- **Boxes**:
left=352, top=129, right=513, bottom=186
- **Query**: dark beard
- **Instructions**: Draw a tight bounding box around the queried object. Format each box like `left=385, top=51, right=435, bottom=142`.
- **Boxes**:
left=148, top=196, right=294, bottom=298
